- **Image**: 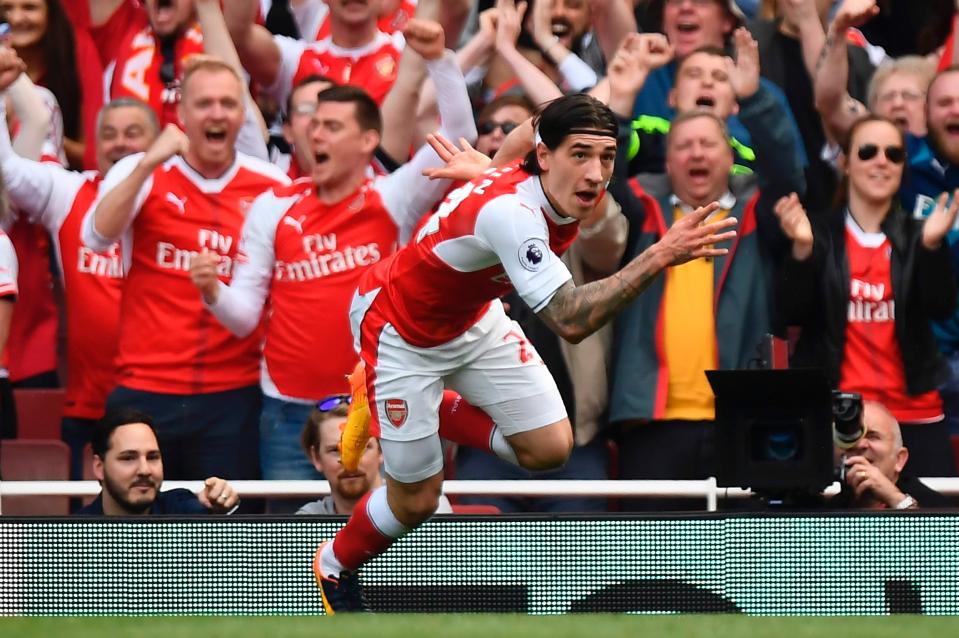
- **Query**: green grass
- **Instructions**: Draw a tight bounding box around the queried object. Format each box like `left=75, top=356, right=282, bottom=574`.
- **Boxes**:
left=2, top=615, right=958, bottom=638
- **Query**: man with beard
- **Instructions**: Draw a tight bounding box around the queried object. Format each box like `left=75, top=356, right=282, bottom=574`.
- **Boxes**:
left=295, top=396, right=451, bottom=515
left=77, top=408, right=240, bottom=515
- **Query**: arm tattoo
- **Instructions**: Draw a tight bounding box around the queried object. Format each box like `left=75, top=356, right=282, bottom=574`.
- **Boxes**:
left=815, top=33, right=835, bottom=74
left=539, top=248, right=660, bottom=342
left=844, top=96, right=866, bottom=115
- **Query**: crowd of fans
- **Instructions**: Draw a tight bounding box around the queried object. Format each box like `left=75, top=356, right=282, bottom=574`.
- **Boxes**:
left=1, top=0, right=959, bottom=513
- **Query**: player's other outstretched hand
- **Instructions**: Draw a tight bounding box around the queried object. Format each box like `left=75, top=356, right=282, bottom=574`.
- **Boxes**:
left=656, top=201, right=737, bottom=266
left=423, top=133, right=492, bottom=182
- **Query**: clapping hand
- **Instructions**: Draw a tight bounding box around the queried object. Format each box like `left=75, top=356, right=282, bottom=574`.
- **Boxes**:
left=773, top=192, right=814, bottom=260
left=922, top=189, right=959, bottom=250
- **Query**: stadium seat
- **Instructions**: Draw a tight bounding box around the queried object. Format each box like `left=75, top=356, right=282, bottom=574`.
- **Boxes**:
left=13, top=388, right=65, bottom=439
left=0, top=439, right=70, bottom=515
left=450, top=503, right=501, bottom=514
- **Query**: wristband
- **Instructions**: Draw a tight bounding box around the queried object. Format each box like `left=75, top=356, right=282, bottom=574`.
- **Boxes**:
left=894, top=494, right=917, bottom=510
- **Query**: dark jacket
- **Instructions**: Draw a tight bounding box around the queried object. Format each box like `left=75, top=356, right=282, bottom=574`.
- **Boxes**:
left=607, top=86, right=804, bottom=423
left=779, top=205, right=957, bottom=395
left=827, top=474, right=955, bottom=509
left=76, top=488, right=208, bottom=515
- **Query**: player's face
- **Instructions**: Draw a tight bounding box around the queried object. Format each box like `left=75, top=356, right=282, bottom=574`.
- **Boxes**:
left=329, top=0, right=381, bottom=26
left=672, top=52, right=738, bottom=120
left=475, top=104, right=531, bottom=157
left=662, top=0, right=734, bottom=58
left=179, top=68, right=245, bottom=175
left=96, top=106, right=158, bottom=174
left=666, top=115, right=733, bottom=207
left=1, top=0, right=48, bottom=49
left=315, top=417, right=382, bottom=504
left=872, top=71, right=927, bottom=137
left=93, top=423, right=164, bottom=515
left=308, top=100, right=379, bottom=190
left=844, top=119, right=904, bottom=206
left=927, top=71, right=959, bottom=164
left=145, top=0, right=194, bottom=38
left=538, top=133, right=615, bottom=219
left=548, top=0, right=591, bottom=50
left=283, top=80, right=334, bottom=174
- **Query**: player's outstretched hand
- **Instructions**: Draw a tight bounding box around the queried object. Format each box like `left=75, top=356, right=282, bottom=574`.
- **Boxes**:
left=422, top=133, right=492, bottom=181
left=190, top=248, right=221, bottom=304
left=403, top=18, right=446, bottom=61
left=197, top=476, right=240, bottom=513
left=656, top=201, right=738, bottom=266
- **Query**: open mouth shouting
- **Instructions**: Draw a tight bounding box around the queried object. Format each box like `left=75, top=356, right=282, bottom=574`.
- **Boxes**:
left=694, top=95, right=716, bottom=109
left=204, top=125, right=228, bottom=144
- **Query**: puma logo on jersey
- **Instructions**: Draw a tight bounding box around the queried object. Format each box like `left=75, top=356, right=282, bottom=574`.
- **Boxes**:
left=283, top=215, right=306, bottom=234
left=165, top=192, right=187, bottom=215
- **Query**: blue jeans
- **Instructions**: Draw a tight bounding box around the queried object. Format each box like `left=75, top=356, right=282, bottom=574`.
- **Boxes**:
left=259, top=395, right=325, bottom=480
left=61, top=417, right=96, bottom=481
left=106, top=384, right=262, bottom=481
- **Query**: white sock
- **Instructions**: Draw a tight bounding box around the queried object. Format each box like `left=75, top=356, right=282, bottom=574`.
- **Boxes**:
left=319, top=486, right=410, bottom=578
left=365, top=485, right=410, bottom=539
left=490, top=427, right=520, bottom=466
left=319, top=541, right=346, bottom=579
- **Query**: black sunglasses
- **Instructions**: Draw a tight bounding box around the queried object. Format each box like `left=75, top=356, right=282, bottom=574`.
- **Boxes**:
left=316, top=394, right=351, bottom=412
left=478, top=121, right=518, bottom=136
left=856, top=144, right=906, bottom=164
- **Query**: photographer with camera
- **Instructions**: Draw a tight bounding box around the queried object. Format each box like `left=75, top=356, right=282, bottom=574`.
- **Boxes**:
left=775, top=115, right=959, bottom=478
left=829, top=402, right=953, bottom=509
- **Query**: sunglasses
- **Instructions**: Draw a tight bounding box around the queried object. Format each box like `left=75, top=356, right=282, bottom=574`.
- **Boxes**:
left=316, top=394, right=352, bottom=412
left=856, top=144, right=906, bottom=164
left=478, top=121, right=518, bottom=136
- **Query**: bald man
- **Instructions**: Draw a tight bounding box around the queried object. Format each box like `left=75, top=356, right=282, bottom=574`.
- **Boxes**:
left=829, top=402, right=953, bottom=509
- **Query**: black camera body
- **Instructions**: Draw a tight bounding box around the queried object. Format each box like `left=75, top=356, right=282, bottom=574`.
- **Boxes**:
left=707, top=370, right=864, bottom=497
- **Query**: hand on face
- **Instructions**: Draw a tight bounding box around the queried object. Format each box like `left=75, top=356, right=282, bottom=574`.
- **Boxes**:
left=844, top=455, right=904, bottom=507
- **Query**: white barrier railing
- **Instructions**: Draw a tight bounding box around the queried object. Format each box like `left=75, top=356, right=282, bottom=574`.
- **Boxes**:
left=3, top=478, right=959, bottom=513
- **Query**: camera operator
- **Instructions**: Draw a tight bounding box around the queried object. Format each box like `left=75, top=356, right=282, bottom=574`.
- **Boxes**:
left=828, top=401, right=953, bottom=509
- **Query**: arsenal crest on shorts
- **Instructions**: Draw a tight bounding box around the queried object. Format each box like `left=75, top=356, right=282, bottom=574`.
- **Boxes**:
left=385, top=399, right=408, bottom=427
